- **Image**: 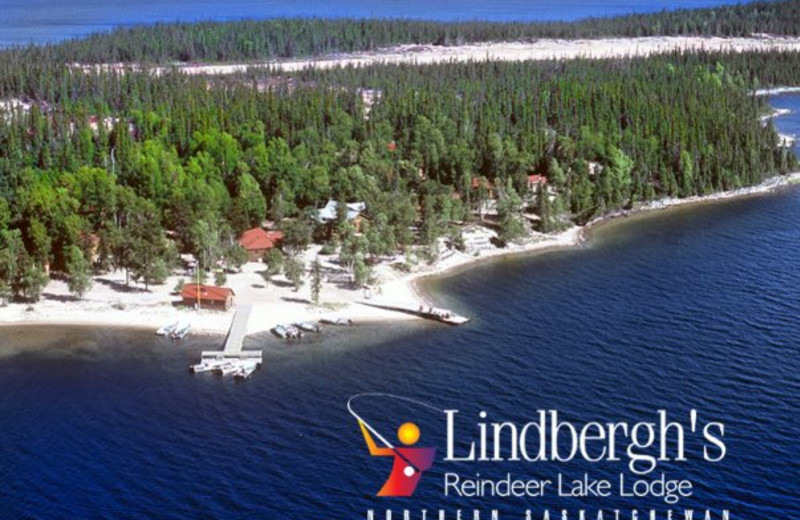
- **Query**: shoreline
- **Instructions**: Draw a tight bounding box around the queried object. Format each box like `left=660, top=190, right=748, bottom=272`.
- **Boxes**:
left=408, top=170, right=800, bottom=303
left=754, top=86, right=800, bottom=97
left=183, top=36, right=800, bottom=73
left=2, top=171, right=799, bottom=336
left=73, top=36, right=800, bottom=77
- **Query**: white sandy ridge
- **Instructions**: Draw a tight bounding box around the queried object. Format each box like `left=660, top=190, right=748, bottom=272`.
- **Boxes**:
left=165, top=36, right=800, bottom=75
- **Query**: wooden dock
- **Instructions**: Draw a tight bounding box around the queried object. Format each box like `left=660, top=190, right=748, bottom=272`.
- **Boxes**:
left=201, top=305, right=263, bottom=361
left=359, top=300, right=470, bottom=325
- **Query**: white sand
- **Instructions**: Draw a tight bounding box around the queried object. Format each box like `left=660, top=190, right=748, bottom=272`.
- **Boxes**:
left=73, top=36, right=800, bottom=77
left=9, top=35, right=800, bottom=335
left=160, top=36, right=800, bottom=76
left=754, top=86, right=800, bottom=96
left=0, top=248, right=421, bottom=335
left=2, top=172, right=799, bottom=335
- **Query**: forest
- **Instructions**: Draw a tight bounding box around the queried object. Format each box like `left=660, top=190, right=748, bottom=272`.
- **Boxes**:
left=0, top=25, right=798, bottom=301
left=2, top=0, right=800, bottom=64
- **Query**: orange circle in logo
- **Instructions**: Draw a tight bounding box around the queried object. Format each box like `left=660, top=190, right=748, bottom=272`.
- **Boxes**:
left=398, top=422, right=420, bottom=446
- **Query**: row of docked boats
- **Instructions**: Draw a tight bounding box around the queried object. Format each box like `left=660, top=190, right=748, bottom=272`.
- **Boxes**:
left=271, top=317, right=353, bottom=340
left=155, top=319, right=192, bottom=339
left=190, top=358, right=261, bottom=379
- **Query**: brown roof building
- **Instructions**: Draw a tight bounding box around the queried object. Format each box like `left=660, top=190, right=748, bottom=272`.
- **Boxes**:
left=238, top=228, right=284, bottom=262
left=181, top=284, right=236, bottom=311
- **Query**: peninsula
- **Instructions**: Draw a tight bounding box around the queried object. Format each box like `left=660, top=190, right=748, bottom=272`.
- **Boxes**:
left=1, top=1, right=799, bottom=334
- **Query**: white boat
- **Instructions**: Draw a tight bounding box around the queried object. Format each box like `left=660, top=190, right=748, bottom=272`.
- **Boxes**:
left=272, top=324, right=289, bottom=338
left=320, top=316, right=354, bottom=326
left=233, top=360, right=260, bottom=379
left=272, top=324, right=303, bottom=339
left=220, top=363, right=240, bottom=376
left=420, top=307, right=471, bottom=326
left=440, top=314, right=471, bottom=325
left=156, top=321, right=178, bottom=336
left=170, top=320, right=191, bottom=340
left=190, top=359, right=227, bottom=373
left=295, top=321, right=320, bottom=333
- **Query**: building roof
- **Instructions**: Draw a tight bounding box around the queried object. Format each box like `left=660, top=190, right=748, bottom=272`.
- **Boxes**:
left=527, top=174, right=549, bottom=184
left=471, top=177, right=492, bottom=190
left=318, top=200, right=366, bottom=222
left=181, top=284, right=235, bottom=302
left=238, top=228, right=284, bottom=251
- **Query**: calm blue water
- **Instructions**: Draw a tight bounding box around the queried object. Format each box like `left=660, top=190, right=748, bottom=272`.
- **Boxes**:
left=0, top=95, right=799, bottom=518
left=769, top=93, right=800, bottom=157
left=0, top=0, right=766, bottom=47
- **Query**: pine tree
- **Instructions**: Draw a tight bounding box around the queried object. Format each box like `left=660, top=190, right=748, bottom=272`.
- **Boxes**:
left=65, top=245, right=92, bottom=299
left=311, top=256, right=322, bottom=305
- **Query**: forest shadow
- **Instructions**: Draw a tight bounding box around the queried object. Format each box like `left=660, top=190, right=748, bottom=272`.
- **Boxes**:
left=42, top=292, right=80, bottom=303
left=281, top=296, right=310, bottom=304
left=95, top=278, right=149, bottom=293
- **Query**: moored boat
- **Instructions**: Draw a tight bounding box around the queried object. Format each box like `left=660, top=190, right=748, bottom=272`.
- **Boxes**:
left=271, top=324, right=289, bottom=338
left=295, top=321, right=320, bottom=333
left=233, top=360, right=260, bottom=379
left=420, top=307, right=470, bottom=325
left=320, top=316, right=354, bottom=326
left=170, top=320, right=191, bottom=340
left=219, top=363, right=240, bottom=376
left=156, top=321, right=178, bottom=336
left=190, top=359, right=227, bottom=373
left=272, top=324, right=303, bottom=339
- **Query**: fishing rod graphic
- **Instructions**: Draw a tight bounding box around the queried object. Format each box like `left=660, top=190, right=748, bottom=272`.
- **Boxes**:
left=347, top=393, right=445, bottom=476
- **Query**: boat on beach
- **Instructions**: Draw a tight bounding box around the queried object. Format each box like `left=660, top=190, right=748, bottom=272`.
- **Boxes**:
left=156, top=321, right=178, bottom=336
left=320, top=317, right=354, bottom=326
left=295, top=321, right=320, bottom=333
left=170, top=320, right=191, bottom=340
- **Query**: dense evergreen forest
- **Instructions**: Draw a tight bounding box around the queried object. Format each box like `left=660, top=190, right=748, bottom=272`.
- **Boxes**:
left=3, top=0, right=800, bottom=64
left=0, top=19, right=798, bottom=301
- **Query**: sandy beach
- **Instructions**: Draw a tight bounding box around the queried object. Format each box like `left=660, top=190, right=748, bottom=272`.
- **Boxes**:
left=2, top=171, right=798, bottom=336
left=71, top=35, right=800, bottom=77
left=9, top=36, right=800, bottom=336
left=165, top=36, right=800, bottom=75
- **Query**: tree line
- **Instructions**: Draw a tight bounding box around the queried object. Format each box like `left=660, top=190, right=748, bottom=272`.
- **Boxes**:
left=2, top=0, right=800, bottom=64
left=0, top=44, right=798, bottom=301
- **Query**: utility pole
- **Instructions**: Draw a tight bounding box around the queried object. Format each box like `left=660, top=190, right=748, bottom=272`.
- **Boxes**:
left=196, top=258, right=201, bottom=310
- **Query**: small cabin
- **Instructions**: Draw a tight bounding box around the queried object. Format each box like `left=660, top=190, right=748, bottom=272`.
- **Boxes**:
left=238, top=228, right=284, bottom=262
left=318, top=200, right=367, bottom=232
left=181, top=284, right=235, bottom=311
left=527, top=174, right=549, bottom=192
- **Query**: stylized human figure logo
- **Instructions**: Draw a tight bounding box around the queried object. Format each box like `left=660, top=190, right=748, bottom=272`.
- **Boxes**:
left=358, top=419, right=436, bottom=497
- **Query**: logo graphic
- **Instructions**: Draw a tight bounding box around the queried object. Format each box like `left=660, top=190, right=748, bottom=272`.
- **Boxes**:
left=348, top=394, right=440, bottom=497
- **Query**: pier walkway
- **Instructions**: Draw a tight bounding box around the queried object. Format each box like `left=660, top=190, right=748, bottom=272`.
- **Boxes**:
left=201, top=305, right=263, bottom=361
left=359, top=300, right=470, bottom=325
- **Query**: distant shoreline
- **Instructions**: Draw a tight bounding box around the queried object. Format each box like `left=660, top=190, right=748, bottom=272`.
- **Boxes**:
left=409, top=171, right=800, bottom=305
left=71, top=35, right=800, bottom=77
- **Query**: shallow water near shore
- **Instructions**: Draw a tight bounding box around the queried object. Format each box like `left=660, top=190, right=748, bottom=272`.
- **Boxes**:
left=2, top=102, right=800, bottom=518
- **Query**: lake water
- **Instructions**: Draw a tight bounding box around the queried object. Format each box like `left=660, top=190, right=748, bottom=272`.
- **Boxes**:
left=0, top=0, right=764, bottom=48
left=1, top=95, right=799, bottom=518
